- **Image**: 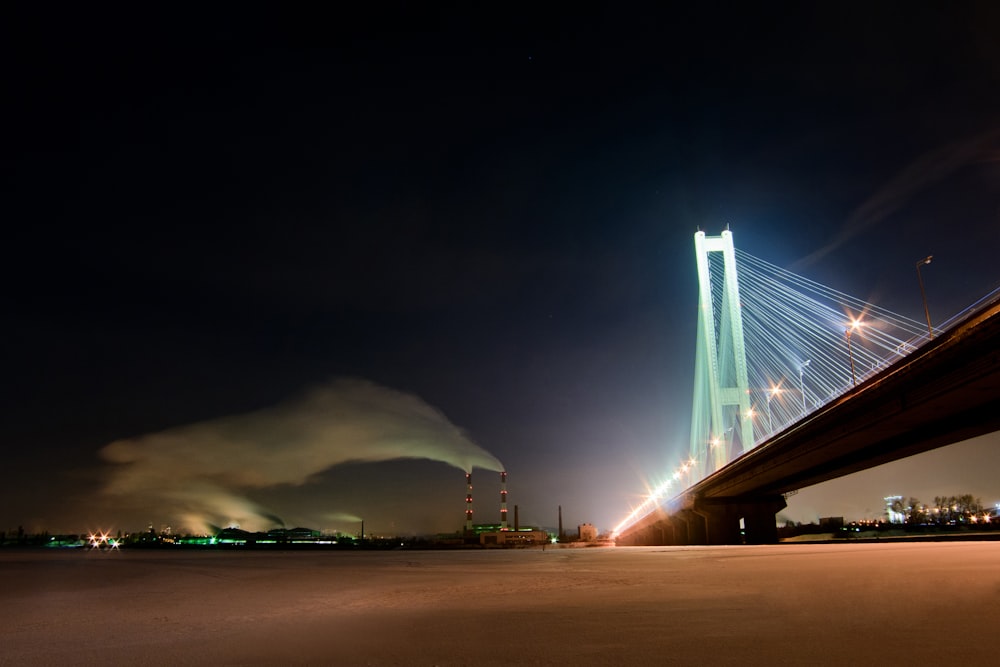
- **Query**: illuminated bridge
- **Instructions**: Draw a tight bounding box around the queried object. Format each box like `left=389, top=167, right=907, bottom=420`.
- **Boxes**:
left=615, top=230, right=1000, bottom=545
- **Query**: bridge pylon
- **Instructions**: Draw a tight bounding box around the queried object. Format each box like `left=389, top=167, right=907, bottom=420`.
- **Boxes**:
left=691, top=229, right=754, bottom=478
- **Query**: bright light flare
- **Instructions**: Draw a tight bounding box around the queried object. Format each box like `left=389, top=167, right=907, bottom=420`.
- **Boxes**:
left=612, top=477, right=676, bottom=537
left=842, top=304, right=871, bottom=330
left=88, top=531, right=119, bottom=549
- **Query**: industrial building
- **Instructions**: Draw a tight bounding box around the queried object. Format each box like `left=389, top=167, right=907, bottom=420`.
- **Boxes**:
left=463, top=471, right=554, bottom=547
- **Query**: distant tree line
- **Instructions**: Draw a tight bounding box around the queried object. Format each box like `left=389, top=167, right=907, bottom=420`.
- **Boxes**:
left=889, top=494, right=991, bottom=526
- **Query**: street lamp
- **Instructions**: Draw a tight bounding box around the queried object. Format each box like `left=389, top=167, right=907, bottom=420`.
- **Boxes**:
left=799, top=360, right=811, bottom=416
left=846, top=319, right=862, bottom=386
left=766, top=385, right=781, bottom=434
left=915, top=255, right=933, bottom=339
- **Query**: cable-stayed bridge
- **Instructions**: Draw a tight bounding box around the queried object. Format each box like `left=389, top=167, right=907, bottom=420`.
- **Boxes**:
left=615, top=229, right=1000, bottom=545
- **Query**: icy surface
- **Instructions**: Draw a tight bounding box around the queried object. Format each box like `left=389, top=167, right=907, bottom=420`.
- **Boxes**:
left=2, top=543, right=999, bottom=666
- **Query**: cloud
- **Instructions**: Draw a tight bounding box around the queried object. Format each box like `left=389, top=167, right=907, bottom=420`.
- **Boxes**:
left=792, top=127, right=1000, bottom=269
left=99, top=378, right=503, bottom=533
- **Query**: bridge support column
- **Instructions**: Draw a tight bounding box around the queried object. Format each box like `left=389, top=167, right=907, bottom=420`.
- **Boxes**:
left=666, top=514, right=687, bottom=545
left=658, top=518, right=679, bottom=546
left=693, top=495, right=787, bottom=545
left=644, top=526, right=662, bottom=545
left=694, top=503, right=743, bottom=545
left=617, top=496, right=785, bottom=546
left=645, top=522, right=669, bottom=546
left=741, top=496, right=786, bottom=544
left=616, top=509, right=689, bottom=546
left=676, top=509, right=707, bottom=545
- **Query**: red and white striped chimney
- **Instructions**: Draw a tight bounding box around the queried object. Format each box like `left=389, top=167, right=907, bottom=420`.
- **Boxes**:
left=500, top=471, right=508, bottom=530
left=465, top=472, right=473, bottom=532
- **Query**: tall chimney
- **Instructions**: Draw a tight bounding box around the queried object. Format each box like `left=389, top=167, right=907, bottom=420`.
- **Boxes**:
left=465, top=472, right=473, bottom=532
left=500, top=471, right=508, bottom=530
left=514, top=504, right=519, bottom=531
left=558, top=505, right=563, bottom=540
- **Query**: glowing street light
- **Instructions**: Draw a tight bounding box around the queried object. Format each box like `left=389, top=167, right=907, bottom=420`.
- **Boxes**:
left=682, top=458, right=697, bottom=486
left=915, top=255, right=934, bottom=339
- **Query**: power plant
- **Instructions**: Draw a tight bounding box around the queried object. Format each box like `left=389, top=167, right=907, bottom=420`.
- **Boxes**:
left=499, top=470, right=508, bottom=530
left=464, top=471, right=550, bottom=546
left=465, top=472, right=474, bottom=532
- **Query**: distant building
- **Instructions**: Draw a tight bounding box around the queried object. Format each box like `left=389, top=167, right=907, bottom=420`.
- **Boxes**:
left=265, top=527, right=321, bottom=543
left=216, top=527, right=254, bottom=545
left=578, top=523, right=598, bottom=542
left=479, top=528, right=550, bottom=547
left=885, top=495, right=905, bottom=524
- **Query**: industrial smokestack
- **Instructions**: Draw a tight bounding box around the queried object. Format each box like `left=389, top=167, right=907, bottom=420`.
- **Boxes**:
left=514, top=504, right=519, bottom=532
left=558, top=505, right=563, bottom=540
left=465, top=472, right=473, bottom=532
left=500, top=471, right=508, bottom=530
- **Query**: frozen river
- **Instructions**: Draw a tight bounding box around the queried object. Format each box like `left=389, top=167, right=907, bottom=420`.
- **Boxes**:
left=2, top=542, right=998, bottom=666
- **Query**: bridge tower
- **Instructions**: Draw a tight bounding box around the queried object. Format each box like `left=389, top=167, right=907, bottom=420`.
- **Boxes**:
left=691, top=229, right=754, bottom=477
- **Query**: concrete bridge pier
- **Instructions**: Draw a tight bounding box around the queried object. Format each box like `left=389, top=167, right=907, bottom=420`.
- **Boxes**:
left=627, top=510, right=676, bottom=545
left=615, top=496, right=786, bottom=546
left=694, top=503, right=743, bottom=545
left=675, top=509, right=706, bottom=545
left=693, top=495, right=787, bottom=545
left=617, top=512, right=679, bottom=546
left=656, top=518, right=679, bottom=546
left=741, top=496, right=786, bottom=544
left=643, top=522, right=670, bottom=546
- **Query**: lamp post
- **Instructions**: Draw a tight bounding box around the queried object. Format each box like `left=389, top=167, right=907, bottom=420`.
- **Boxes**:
left=766, top=385, right=780, bottom=434
left=766, top=393, right=772, bottom=434
left=915, top=255, right=933, bottom=339
left=845, top=320, right=861, bottom=386
left=799, top=360, right=810, bottom=416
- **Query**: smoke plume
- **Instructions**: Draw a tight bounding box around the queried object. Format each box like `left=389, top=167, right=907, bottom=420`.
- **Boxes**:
left=792, top=127, right=1000, bottom=269
left=99, top=378, right=503, bottom=533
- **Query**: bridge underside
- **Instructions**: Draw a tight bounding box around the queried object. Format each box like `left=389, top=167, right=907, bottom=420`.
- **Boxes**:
left=615, top=495, right=787, bottom=546
left=618, top=298, right=1000, bottom=547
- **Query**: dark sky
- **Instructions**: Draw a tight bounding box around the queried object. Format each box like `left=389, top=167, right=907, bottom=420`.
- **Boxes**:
left=3, top=4, right=1000, bottom=536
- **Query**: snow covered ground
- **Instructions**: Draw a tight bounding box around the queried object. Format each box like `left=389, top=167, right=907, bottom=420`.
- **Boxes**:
left=2, top=542, right=998, bottom=666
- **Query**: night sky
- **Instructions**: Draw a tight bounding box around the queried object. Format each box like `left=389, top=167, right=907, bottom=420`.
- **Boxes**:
left=4, top=4, right=1000, bottom=536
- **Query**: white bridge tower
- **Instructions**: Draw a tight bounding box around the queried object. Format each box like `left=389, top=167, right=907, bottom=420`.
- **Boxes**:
left=691, top=228, right=754, bottom=477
